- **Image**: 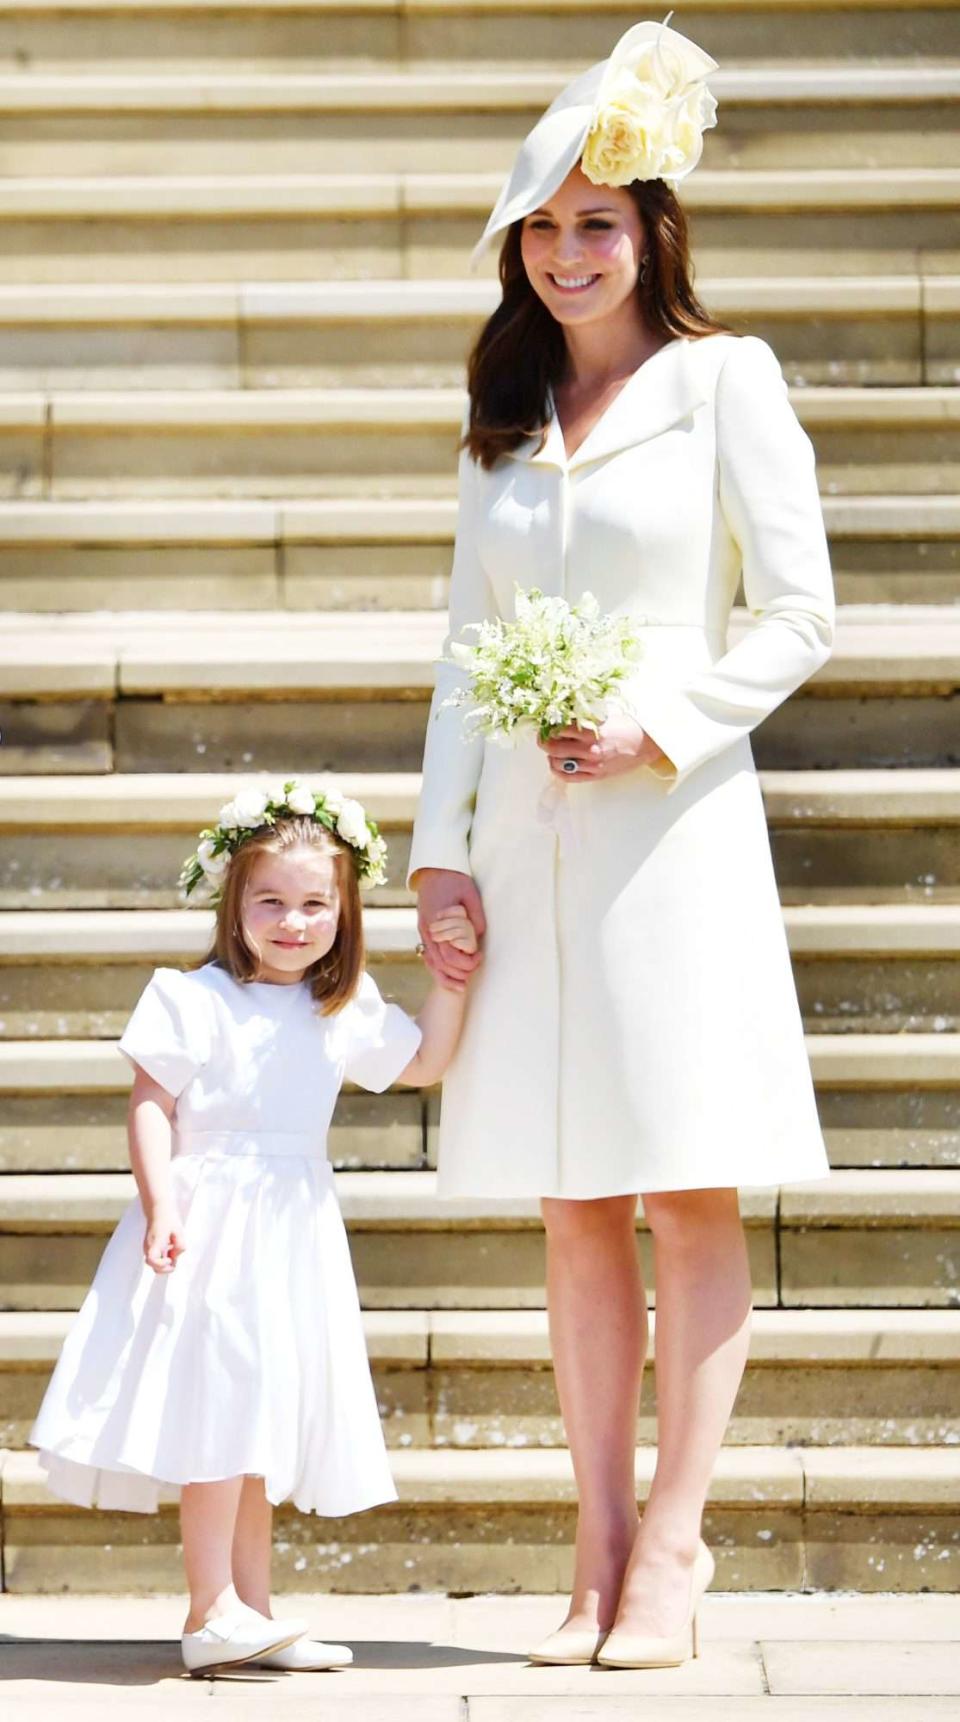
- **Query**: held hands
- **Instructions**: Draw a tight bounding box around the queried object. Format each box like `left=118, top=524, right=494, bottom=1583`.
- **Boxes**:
left=430, top=904, right=479, bottom=958
left=416, top=869, right=485, bottom=991
left=540, top=714, right=667, bottom=781
left=143, top=1204, right=186, bottom=1275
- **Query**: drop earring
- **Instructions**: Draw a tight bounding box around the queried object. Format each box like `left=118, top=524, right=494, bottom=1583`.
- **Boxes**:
left=639, top=253, right=650, bottom=286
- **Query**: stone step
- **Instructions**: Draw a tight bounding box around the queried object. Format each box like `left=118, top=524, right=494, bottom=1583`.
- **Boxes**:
left=0, top=66, right=956, bottom=175
left=1, top=492, right=956, bottom=610
left=3, top=1026, right=958, bottom=1172
left=0, top=1166, right=958, bottom=1311
left=0, top=167, right=954, bottom=281
left=1, top=902, right=960, bottom=1037
left=2, top=1442, right=959, bottom=1593
left=3, top=769, right=960, bottom=919
left=3, top=607, right=960, bottom=774
left=0, top=380, right=957, bottom=499
left=0, top=274, right=953, bottom=392
left=3, top=1307, right=959, bottom=1452
left=0, top=0, right=955, bottom=75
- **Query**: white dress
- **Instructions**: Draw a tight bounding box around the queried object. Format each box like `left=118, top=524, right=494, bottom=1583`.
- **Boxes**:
left=407, top=334, right=835, bottom=1200
left=31, top=962, right=422, bottom=1516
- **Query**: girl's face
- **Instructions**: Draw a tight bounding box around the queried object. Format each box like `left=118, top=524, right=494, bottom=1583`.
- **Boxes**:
left=520, top=166, right=646, bottom=331
left=241, top=845, right=341, bottom=985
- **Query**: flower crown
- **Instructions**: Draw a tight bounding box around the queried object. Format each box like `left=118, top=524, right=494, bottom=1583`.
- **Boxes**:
left=581, top=17, right=717, bottom=190
left=179, top=781, right=388, bottom=901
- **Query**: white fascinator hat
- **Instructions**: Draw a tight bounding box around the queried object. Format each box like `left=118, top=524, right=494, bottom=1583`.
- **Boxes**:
left=471, top=15, right=718, bottom=269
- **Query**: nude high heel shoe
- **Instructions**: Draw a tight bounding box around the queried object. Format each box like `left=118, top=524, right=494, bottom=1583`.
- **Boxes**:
left=527, top=1626, right=611, bottom=1666
left=596, top=1539, right=715, bottom=1670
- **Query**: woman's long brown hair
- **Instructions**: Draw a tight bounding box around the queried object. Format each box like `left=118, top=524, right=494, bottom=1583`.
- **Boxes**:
left=464, top=179, right=729, bottom=470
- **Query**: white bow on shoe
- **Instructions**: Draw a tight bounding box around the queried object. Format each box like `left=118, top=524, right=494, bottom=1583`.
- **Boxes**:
left=181, top=1605, right=308, bottom=1676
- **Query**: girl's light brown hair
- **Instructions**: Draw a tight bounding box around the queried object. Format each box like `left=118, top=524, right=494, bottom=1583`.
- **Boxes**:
left=464, top=179, right=729, bottom=470
left=204, top=816, right=364, bottom=1015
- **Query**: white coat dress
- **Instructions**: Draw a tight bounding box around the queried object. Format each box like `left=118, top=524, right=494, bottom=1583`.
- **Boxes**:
left=407, top=333, right=835, bottom=1200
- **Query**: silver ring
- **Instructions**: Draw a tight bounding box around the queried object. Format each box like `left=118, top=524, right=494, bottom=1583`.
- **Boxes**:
left=561, top=758, right=578, bottom=775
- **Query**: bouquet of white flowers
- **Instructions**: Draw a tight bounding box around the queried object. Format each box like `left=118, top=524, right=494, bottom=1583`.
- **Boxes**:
left=442, top=586, right=643, bottom=744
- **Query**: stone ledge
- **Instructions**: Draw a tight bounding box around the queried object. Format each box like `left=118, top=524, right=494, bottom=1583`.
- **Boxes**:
left=5, top=608, right=960, bottom=697
left=0, top=166, right=955, bottom=219
left=0, top=1444, right=806, bottom=1508
left=802, top=1446, right=960, bottom=1506
left=0, top=65, right=957, bottom=112
left=0, top=0, right=951, bottom=13
left=2, top=901, right=959, bottom=959
left=0, top=1306, right=429, bottom=1366
left=0, top=272, right=942, bottom=322
left=5, top=1444, right=959, bottom=1511
left=6, top=1166, right=960, bottom=1232
left=0, top=1168, right=778, bottom=1230
left=3, top=1031, right=957, bottom=1094
left=0, top=493, right=952, bottom=544
left=0, top=381, right=955, bottom=430
left=0, top=769, right=420, bottom=824
left=4, top=1306, right=959, bottom=1370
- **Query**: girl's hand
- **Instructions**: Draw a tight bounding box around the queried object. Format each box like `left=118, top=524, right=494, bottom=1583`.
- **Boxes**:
left=415, top=868, right=485, bottom=988
left=540, top=715, right=669, bottom=781
left=143, top=1207, right=186, bottom=1275
left=428, top=904, right=479, bottom=958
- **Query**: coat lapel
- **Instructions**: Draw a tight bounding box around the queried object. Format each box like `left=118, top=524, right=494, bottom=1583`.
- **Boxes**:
left=507, top=337, right=708, bottom=472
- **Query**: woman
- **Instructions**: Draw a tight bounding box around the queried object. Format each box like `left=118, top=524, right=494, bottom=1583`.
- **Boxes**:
left=409, top=21, right=834, bottom=1669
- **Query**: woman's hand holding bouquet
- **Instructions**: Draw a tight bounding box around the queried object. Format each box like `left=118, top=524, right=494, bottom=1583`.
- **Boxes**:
left=443, top=586, right=667, bottom=781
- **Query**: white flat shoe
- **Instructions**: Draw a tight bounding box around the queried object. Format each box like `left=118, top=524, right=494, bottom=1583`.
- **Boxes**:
left=256, top=1637, right=354, bottom=1671
left=181, top=1606, right=308, bottom=1676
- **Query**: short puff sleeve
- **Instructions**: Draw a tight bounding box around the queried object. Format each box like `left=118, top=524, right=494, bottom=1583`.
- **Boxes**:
left=118, top=967, right=212, bottom=1099
left=336, top=971, right=422, bottom=1093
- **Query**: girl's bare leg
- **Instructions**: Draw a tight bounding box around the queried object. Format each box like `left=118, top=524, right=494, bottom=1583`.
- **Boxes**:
left=232, top=1476, right=274, bottom=1617
left=612, top=1186, right=753, bottom=1634
left=181, top=1477, right=245, bottom=1631
left=541, top=1194, right=648, bottom=1634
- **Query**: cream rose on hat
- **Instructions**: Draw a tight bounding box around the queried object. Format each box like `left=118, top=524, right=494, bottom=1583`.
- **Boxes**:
left=581, top=22, right=717, bottom=188
left=471, top=16, right=718, bottom=267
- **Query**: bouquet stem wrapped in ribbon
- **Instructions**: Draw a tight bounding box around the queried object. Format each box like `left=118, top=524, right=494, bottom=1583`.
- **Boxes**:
left=441, top=586, right=643, bottom=744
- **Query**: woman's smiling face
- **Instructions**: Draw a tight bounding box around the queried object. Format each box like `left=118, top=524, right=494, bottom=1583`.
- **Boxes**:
left=520, top=166, right=646, bottom=329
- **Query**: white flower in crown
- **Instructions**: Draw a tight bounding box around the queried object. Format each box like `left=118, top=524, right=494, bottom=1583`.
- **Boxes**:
left=336, top=798, right=370, bottom=848
left=179, top=778, right=388, bottom=901
left=197, top=836, right=228, bottom=880
left=231, top=787, right=271, bottom=828
left=284, top=781, right=317, bottom=816
left=581, top=18, right=718, bottom=189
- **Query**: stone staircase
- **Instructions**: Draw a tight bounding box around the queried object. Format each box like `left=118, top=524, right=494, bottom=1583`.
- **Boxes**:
left=1, top=0, right=959, bottom=1597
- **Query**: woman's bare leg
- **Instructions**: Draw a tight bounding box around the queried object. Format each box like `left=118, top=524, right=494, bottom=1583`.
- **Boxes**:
left=232, top=1476, right=274, bottom=1617
left=181, top=1477, right=245, bottom=1632
left=612, top=1186, right=753, bottom=1635
left=541, top=1194, right=647, bottom=1634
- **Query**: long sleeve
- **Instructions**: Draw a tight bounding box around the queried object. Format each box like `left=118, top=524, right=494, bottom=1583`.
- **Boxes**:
left=407, top=440, right=499, bottom=882
left=630, top=335, right=835, bottom=788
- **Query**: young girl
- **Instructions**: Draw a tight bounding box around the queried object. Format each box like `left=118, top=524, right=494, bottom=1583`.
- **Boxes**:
left=31, top=781, right=477, bottom=1677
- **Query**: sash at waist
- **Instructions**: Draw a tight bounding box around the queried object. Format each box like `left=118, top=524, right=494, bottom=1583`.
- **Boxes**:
left=173, top=1129, right=332, bottom=1165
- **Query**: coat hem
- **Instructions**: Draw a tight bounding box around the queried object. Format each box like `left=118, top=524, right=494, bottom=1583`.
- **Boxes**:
left=435, top=1164, right=832, bottom=1200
